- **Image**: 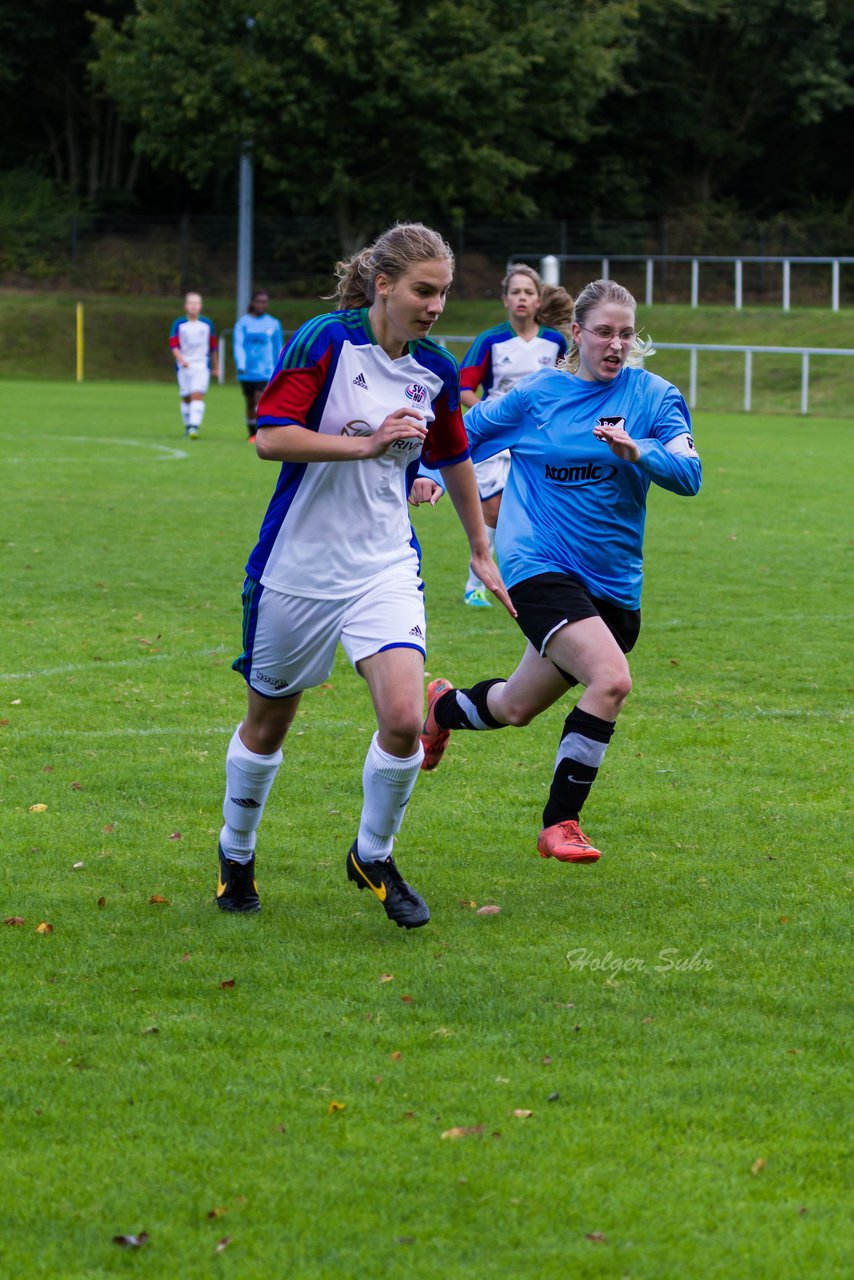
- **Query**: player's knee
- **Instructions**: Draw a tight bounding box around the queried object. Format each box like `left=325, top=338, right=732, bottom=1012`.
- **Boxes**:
left=598, top=668, right=632, bottom=710
left=495, top=695, right=538, bottom=728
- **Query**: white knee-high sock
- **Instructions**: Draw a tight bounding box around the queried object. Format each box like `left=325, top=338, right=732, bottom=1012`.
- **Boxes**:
left=465, top=525, right=496, bottom=593
left=180, top=401, right=191, bottom=427
left=357, top=733, right=424, bottom=861
left=219, top=727, right=283, bottom=863
left=189, top=399, right=205, bottom=428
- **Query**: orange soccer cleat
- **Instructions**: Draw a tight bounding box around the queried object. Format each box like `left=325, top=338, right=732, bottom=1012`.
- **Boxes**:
left=420, top=677, right=454, bottom=771
left=537, top=820, right=602, bottom=864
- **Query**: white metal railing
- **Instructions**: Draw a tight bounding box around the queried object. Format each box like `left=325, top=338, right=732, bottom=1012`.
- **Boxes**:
left=434, top=334, right=854, bottom=416
left=528, top=254, right=854, bottom=312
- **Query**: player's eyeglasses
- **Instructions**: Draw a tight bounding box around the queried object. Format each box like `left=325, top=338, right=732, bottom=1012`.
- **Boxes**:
left=580, top=326, right=637, bottom=343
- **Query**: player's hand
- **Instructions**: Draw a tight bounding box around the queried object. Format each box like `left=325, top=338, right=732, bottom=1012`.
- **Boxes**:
left=469, top=550, right=516, bottom=618
left=363, top=408, right=428, bottom=457
left=593, top=419, right=640, bottom=462
left=408, top=478, right=444, bottom=507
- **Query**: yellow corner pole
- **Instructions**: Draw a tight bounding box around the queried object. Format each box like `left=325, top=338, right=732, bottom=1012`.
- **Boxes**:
left=76, top=302, right=84, bottom=382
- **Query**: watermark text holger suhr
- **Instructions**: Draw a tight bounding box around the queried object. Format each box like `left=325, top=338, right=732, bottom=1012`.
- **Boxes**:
left=566, top=947, right=713, bottom=975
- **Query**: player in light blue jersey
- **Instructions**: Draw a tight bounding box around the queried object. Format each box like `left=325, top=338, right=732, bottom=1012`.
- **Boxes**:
left=233, top=290, right=284, bottom=442
left=458, top=265, right=571, bottom=607
left=421, top=278, right=701, bottom=865
left=215, top=223, right=513, bottom=926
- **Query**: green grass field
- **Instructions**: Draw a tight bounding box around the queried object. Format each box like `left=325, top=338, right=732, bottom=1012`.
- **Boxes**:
left=1, top=381, right=851, bottom=1278
left=2, top=288, right=853, bottom=417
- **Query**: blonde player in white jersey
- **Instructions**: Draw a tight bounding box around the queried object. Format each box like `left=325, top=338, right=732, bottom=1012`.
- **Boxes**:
left=215, top=223, right=514, bottom=926
left=168, top=291, right=219, bottom=438
left=459, top=266, right=571, bottom=606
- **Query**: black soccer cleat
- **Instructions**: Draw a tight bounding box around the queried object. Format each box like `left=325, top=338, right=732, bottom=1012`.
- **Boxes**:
left=346, top=842, right=430, bottom=929
left=216, top=844, right=261, bottom=913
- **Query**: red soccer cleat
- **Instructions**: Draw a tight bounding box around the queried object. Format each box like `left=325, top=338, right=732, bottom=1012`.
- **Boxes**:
left=537, top=820, right=602, bottom=864
left=420, top=677, right=454, bottom=771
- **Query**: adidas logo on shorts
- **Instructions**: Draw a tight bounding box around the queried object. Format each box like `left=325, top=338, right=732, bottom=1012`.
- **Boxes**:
left=352, top=372, right=368, bottom=389
left=409, top=625, right=424, bottom=639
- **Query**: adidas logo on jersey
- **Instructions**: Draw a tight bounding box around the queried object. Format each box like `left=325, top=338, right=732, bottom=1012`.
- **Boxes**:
left=352, top=372, right=368, bottom=389
left=409, top=625, right=424, bottom=639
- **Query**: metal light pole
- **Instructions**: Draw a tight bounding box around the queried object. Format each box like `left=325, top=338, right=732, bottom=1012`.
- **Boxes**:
left=236, top=143, right=254, bottom=322
left=235, top=14, right=256, bottom=323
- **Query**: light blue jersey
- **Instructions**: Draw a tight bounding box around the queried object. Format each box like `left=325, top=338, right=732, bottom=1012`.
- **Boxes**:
left=464, top=366, right=702, bottom=609
left=233, top=312, right=285, bottom=383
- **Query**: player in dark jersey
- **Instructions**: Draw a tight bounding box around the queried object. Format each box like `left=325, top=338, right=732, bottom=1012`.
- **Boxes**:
left=421, top=278, right=701, bottom=866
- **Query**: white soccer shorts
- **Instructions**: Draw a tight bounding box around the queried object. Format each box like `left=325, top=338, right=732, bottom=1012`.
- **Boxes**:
left=238, top=568, right=427, bottom=697
left=177, top=363, right=211, bottom=397
left=474, top=449, right=511, bottom=502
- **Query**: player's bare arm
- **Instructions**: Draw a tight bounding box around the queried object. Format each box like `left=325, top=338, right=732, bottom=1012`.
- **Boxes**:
left=255, top=408, right=427, bottom=463
left=443, top=460, right=516, bottom=617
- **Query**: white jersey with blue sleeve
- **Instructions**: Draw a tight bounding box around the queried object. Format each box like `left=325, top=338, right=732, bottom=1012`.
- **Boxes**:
left=247, top=308, right=470, bottom=599
left=464, top=365, right=701, bottom=609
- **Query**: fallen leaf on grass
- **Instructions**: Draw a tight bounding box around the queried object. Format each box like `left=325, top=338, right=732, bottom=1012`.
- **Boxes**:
left=149, top=894, right=170, bottom=905
left=513, top=1109, right=533, bottom=1119
left=585, top=1232, right=608, bottom=1244
left=441, top=1126, right=484, bottom=1139
left=70, top=781, right=82, bottom=791
left=29, top=803, right=48, bottom=813
left=207, top=1207, right=227, bottom=1220
left=390, top=1051, right=402, bottom=1061
left=35, top=922, right=54, bottom=934
left=72, top=861, right=84, bottom=870
left=168, top=831, right=182, bottom=841
left=379, top=973, right=394, bottom=983
left=112, top=1232, right=149, bottom=1249
left=400, top=995, right=413, bottom=1003
left=97, top=897, right=106, bottom=908
left=751, top=1158, right=765, bottom=1176
left=4, top=917, right=26, bottom=926
left=215, top=1237, right=231, bottom=1254
left=459, top=900, right=478, bottom=909
left=103, top=824, right=115, bottom=833
left=542, top=1055, right=552, bottom=1065
left=180, top=952, right=190, bottom=962
left=476, top=905, right=501, bottom=916
left=328, top=1100, right=346, bottom=1114
left=220, top=978, right=236, bottom=989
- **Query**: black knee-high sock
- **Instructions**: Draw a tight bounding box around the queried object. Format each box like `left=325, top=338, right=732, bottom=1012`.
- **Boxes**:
left=434, top=679, right=506, bottom=730
left=542, top=706, right=615, bottom=828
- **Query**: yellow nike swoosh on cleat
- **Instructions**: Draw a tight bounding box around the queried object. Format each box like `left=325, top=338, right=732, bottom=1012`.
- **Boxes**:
left=216, top=872, right=227, bottom=897
left=350, top=852, right=387, bottom=902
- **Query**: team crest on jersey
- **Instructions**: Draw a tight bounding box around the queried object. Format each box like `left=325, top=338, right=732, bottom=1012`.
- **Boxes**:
left=405, top=383, right=427, bottom=406
left=341, top=420, right=373, bottom=436
left=596, top=416, right=626, bottom=431
left=538, top=355, right=553, bottom=365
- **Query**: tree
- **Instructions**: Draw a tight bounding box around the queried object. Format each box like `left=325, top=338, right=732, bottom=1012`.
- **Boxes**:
left=91, top=0, right=638, bottom=245
left=0, top=0, right=142, bottom=206
left=570, top=0, right=854, bottom=219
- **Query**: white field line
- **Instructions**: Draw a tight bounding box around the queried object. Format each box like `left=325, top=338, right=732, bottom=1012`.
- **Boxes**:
left=0, top=433, right=187, bottom=462
left=2, top=710, right=849, bottom=741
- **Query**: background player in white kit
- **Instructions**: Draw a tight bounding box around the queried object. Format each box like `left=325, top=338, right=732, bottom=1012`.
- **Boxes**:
left=459, top=265, right=571, bottom=606
left=169, top=291, right=218, bottom=438
left=215, top=223, right=513, bottom=926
